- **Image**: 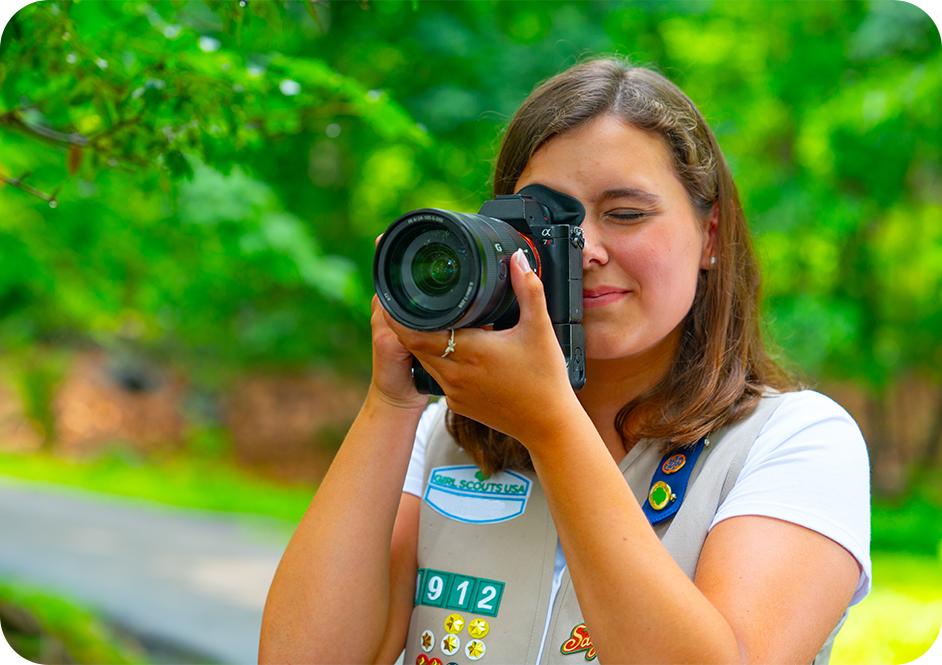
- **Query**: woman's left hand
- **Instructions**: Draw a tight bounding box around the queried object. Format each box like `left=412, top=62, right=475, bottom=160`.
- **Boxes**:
left=381, top=249, right=583, bottom=446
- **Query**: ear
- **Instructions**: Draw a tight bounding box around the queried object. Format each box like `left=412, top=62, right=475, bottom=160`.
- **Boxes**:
left=699, top=202, right=719, bottom=270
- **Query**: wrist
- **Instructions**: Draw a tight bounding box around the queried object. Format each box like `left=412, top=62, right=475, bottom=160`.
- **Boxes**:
left=520, top=395, right=593, bottom=458
left=366, top=384, right=429, bottom=415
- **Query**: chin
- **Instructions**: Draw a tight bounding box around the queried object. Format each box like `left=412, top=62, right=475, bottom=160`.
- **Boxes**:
left=583, top=331, right=646, bottom=361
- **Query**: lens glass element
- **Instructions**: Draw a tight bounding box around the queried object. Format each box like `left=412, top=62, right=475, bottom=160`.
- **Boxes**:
left=412, top=243, right=460, bottom=296
left=388, top=224, right=470, bottom=317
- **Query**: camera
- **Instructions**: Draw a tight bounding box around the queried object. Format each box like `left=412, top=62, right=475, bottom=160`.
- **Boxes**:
left=373, top=184, right=587, bottom=396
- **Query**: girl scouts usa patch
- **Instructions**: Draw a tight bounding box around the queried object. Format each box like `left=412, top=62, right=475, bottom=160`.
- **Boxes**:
left=424, top=465, right=531, bottom=524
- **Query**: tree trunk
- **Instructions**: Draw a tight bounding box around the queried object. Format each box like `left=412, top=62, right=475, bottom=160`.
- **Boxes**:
left=868, top=389, right=905, bottom=497
left=907, top=385, right=942, bottom=488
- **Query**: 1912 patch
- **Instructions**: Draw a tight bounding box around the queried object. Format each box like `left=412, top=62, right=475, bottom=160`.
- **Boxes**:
left=424, top=465, right=531, bottom=524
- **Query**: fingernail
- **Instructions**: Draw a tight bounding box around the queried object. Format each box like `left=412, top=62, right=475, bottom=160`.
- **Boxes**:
left=513, top=248, right=530, bottom=272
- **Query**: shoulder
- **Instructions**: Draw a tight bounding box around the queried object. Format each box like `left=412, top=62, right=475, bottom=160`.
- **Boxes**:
left=715, top=389, right=872, bottom=604
left=756, top=389, right=867, bottom=457
left=403, top=398, right=449, bottom=498
left=746, top=389, right=870, bottom=485
left=416, top=398, right=448, bottom=443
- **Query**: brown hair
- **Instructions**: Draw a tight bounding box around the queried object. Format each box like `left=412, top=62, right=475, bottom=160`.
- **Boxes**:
left=447, top=57, right=799, bottom=473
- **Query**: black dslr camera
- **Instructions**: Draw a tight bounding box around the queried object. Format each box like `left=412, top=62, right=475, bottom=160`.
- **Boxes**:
left=373, top=184, right=587, bottom=396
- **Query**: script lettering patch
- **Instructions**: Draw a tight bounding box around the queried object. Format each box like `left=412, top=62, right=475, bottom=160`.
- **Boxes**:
left=560, top=623, right=597, bottom=661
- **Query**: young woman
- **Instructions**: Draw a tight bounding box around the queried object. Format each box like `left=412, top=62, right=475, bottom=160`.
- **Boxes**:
left=259, top=58, right=871, bottom=665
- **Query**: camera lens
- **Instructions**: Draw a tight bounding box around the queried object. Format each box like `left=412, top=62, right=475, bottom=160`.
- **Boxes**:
left=374, top=209, right=536, bottom=331
left=387, top=222, right=471, bottom=320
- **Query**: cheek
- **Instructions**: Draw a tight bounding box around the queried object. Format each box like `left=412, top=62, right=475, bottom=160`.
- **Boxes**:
left=634, top=225, right=702, bottom=312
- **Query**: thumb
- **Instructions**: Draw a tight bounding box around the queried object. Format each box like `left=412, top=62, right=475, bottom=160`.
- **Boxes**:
left=510, top=248, right=549, bottom=327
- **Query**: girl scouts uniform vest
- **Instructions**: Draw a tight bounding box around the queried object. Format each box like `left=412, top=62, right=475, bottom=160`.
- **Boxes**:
left=405, top=394, right=847, bottom=665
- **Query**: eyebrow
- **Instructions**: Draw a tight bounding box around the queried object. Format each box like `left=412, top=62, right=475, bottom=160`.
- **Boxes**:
left=597, top=187, right=662, bottom=206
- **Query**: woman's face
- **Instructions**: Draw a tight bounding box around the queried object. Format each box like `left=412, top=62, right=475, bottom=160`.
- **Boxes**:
left=515, top=114, right=714, bottom=361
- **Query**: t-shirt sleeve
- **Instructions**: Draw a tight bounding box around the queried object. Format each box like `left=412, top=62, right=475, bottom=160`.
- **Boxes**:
left=402, top=399, right=446, bottom=498
left=709, top=390, right=872, bottom=606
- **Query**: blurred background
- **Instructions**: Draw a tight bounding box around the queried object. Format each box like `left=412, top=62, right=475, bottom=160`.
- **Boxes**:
left=0, top=0, right=939, bottom=663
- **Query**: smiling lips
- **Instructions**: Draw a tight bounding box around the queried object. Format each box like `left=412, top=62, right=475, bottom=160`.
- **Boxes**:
left=582, top=286, right=630, bottom=308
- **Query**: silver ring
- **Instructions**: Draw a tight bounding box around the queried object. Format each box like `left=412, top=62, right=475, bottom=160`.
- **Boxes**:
left=441, top=329, right=456, bottom=358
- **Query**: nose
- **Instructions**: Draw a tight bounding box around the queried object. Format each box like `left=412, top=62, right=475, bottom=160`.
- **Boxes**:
left=580, top=216, right=608, bottom=269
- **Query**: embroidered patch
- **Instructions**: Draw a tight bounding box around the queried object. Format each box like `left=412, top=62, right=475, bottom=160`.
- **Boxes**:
left=424, top=465, right=531, bottom=524
left=560, top=623, right=597, bottom=661
left=661, top=453, right=686, bottom=474
left=416, top=568, right=505, bottom=617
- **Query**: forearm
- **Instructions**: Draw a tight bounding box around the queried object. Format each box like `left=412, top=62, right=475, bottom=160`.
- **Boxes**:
left=259, top=389, right=426, bottom=664
left=528, top=410, right=742, bottom=664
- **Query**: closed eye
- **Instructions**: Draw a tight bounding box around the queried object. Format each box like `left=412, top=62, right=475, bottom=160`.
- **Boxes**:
left=606, top=209, right=651, bottom=222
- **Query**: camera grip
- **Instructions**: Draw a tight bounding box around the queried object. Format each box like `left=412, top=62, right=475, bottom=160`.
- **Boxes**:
left=554, top=323, right=586, bottom=390
left=412, top=357, right=445, bottom=396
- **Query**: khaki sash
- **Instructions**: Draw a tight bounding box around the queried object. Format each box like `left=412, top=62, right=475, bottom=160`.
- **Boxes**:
left=404, top=395, right=846, bottom=664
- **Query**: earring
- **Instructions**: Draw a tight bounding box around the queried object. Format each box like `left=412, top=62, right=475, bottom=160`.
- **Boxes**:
left=710, top=256, right=717, bottom=266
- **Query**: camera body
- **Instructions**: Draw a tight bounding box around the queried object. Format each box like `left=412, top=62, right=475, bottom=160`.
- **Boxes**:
left=373, top=184, right=587, bottom=396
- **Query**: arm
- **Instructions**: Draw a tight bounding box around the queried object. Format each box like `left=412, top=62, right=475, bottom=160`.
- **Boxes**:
left=696, top=515, right=859, bottom=663
left=373, top=492, right=421, bottom=664
left=529, top=410, right=859, bottom=664
left=260, top=289, right=429, bottom=664
left=258, top=390, right=423, bottom=664
left=530, top=412, right=741, bottom=664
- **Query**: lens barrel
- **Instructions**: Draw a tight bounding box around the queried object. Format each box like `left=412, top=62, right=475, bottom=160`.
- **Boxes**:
left=373, top=209, right=536, bottom=331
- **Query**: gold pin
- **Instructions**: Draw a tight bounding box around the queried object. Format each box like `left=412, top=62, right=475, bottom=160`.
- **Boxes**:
left=420, top=629, right=434, bottom=653
left=443, top=613, right=465, bottom=634
left=441, top=634, right=460, bottom=656
left=648, top=481, right=676, bottom=511
left=467, top=618, right=490, bottom=639
left=466, top=639, right=487, bottom=661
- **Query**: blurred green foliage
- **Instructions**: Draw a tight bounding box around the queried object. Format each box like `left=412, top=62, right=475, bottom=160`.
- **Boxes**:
left=872, top=474, right=942, bottom=555
left=1, top=4, right=939, bottom=660
left=0, top=0, right=938, bottom=392
left=832, top=551, right=942, bottom=664
left=0, top=578, right=150, bottom=664
left=0, top=448, right=312, bottom=523
left=11, top=347, right=70, bottom=450
left=0, top=0, right=940, bottom=508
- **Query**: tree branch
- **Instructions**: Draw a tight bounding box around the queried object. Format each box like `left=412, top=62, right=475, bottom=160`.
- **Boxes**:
left=305, top=0, right=325, bottom=32
left=0, top=111, right=88, bottom=147
left=1, top=172, right=60, bottom=206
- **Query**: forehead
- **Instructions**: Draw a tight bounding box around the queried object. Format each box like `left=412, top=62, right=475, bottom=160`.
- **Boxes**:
left=515, top=114, right=679, bottom=201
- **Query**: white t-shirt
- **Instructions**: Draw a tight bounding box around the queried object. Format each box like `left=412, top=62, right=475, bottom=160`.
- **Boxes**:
left=402, top=390, right=872, bottom=651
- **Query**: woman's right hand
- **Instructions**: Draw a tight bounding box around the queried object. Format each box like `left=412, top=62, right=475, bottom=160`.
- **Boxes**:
left=369, top=294, right=429, bottom=410
left=369, top=234, right=429, bottom=412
